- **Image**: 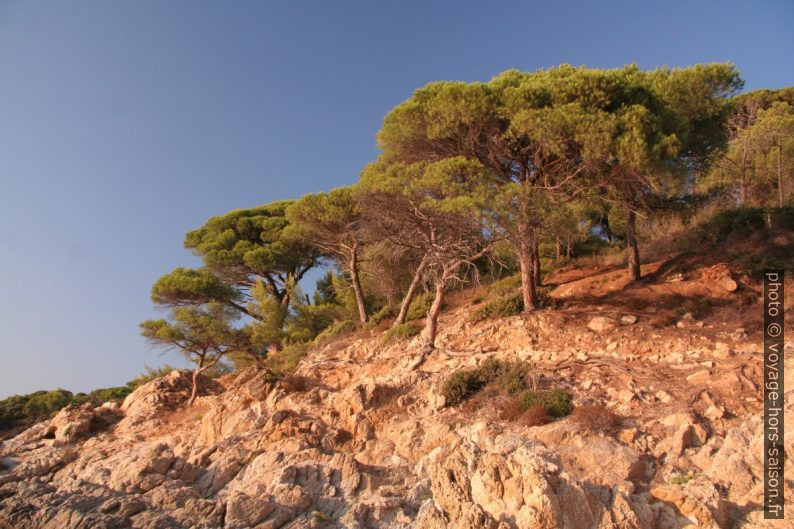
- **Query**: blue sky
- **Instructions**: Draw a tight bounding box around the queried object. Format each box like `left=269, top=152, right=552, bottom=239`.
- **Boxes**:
left=0, top=1, right=792, bottom=397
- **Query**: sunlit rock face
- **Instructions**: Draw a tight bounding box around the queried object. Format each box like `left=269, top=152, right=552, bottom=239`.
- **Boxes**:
left=1, top=285, right=791, bottom=528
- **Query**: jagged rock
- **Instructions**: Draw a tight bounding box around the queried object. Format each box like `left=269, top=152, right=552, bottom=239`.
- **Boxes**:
left=120, top=370, right=223, bottom=424
left=417, top=436, right=648, bottom=529
left=618, top=389, right=636, bottom=404
left=46, top=403, right=97, bottom=443
left=0, top=295, right=788, bottom=529
left=650, top=476, right=731, bottom=529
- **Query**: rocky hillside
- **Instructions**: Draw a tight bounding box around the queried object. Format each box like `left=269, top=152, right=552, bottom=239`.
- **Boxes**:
left=1, top=256, right=792, bottom=529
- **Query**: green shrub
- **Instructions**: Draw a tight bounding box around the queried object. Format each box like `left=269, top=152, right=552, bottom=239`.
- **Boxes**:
left=363, top=305, right=396, bottom=330
left=471, top=293, right=523, bottom=322
left=669, top=472, right=696, bottom=485
left=266, top=343, right=310, bottom=375
left=406, top=292, right=435, bottom=321
left=694, top=207, right=776, bottom=243
left=442, top=359, right=530, bottom=406
left=1, top=385, right=132, bottom=436
left=441, top=370, right=487, bottom=406
left=489, top=274, right=521, bottom=297
left=314, top=319, right=356, bottom=343
left=381, top=323, right=420, bottom=345
left=126, top=365, right=178, bottom=389
left=477, top=358, right=528, bottom=395
left=517, top=388, right=572, bottom=418
left=86, top=387, right=132, bottom=406
left=770, top=206, right=794, bottom=230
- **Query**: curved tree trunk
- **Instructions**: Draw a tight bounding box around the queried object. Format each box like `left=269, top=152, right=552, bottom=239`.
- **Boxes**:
left=626, top=207, right=641, bottom=281
left=349, top=245, right=368, bottom=325
left=394, top=255, right=428, bottom=327
left=517, top=237, right=539, bottom=312
left=420, top=272, right=449, bottom=348
left=187, top=355, right=205, bottom=407
left=187, top=355, right=222, bottom=407
left=188, top=370, right=200, bottom=407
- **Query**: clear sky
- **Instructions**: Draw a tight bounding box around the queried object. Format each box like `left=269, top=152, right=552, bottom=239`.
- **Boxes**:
left=0, top=1, right=792, bottom=398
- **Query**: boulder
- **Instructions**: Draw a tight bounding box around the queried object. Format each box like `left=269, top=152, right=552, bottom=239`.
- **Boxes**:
left=46, top=403, right=96, bottom=443
left=588, top=316, right=617, bottom=333
left=650, top=476, right=731, bottom=529
left=121, top=370, right=223, bottom=423
left=416, top=436, right=649, bottom=529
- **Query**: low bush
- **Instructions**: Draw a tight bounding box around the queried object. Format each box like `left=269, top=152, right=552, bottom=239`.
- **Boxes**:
left=363, top=305, right=396, bottom=330
left=477, top=358, right=530, bottom=395
left=441, top=370, right=487, bottom=406
left=279, top=374, right=313, bottom=393
left=496, top=398, right=549, bottom=427
left=381, top=323, right=420, bottom=345
left=516, top=388, right=572, bottom=418
left=1, top=385, right=133, bottom=437
left=406, top=292, right=435, bottom=321
left=266, top=343, right=310, bottom=375
left=314, top=319, right=356, bottom=343
left=489, top=274, right=521, bottom=297
left=517, top=404, right=550, bottom=427
left=471, top=293, right=523, bottom=322
left=442, top=359, right=572, bottom=420
left=668, top=471, right=697, bottom=485
left=569, top=404, right=621, bottom=433
left=694, top=207, right=794, bottom=245
left=126, top=365, right=178, bottom=389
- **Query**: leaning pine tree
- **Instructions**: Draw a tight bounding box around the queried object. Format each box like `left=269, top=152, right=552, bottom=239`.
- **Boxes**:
left=286, top=187, right=371, bottom=325
left=139, top=302, right=245, bottom=406
left=358, top=157, right=498, bottom=349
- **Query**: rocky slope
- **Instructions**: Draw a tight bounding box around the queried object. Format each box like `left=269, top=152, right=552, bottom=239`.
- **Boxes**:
left=1, top=259, right=792, bottom=529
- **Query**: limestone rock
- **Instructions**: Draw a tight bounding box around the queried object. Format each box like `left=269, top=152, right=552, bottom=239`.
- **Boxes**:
left=650, top=476, right=731, bottom=529
left=588, top=316, right=617, bottom=333
left=46, top=403, right=98, bottom=443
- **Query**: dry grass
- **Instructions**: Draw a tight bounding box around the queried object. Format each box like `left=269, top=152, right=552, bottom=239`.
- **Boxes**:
left=498, top=400, right=549, bottom=427
left=569, top=405, right=621, bottom=434
left=279, top=374, right=313, bottom=393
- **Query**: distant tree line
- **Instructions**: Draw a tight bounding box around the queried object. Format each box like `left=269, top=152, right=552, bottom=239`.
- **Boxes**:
left=0, top=366, right=179, bottom=436
left=141, top=64, right=793, bottom=400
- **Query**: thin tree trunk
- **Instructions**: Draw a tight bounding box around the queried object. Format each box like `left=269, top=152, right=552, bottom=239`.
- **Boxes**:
left=393, top=255, right=428, bottom=327
left=188, top=370, right=200, bottom=406
left=517, top=236, right=538, bottom=312
left=739, top=146, right=748, bottom=207
left=187, top=355, right=205, bottom=407
left=420, top=272, right=449, bottom=348
left=349, top=245, right=368, bottom=325
left=626, top=207, right=641, bottom=281
left=778, top=140, right=784, bottom=208
left=532, top=230, right=542, bottom=287
left=187, top=355, right=222, bottom=407
left=555, top=237, right=561, bottom=263
left=566, top=238, right=572, bottom=259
